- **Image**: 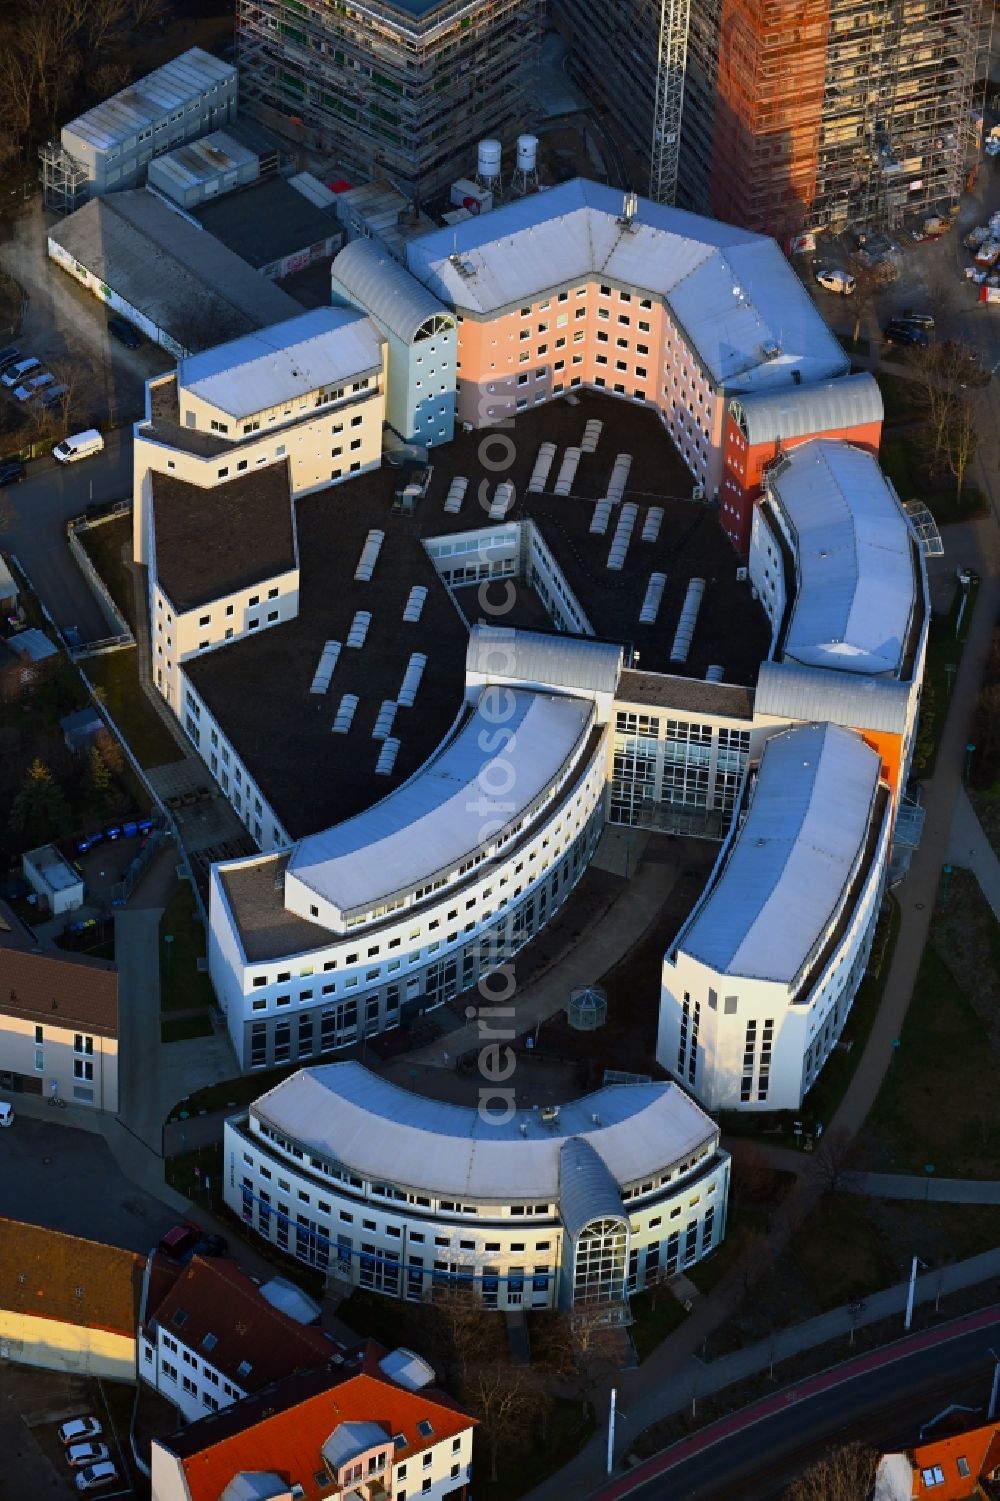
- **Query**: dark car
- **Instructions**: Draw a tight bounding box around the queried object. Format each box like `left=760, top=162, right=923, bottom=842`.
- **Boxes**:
left=884, top=321, right=929, bottom=348
left=0, top=345, right=19, bottom=372
left=194, top=1233, right=229, bottom=1257
left=898, top=308, right=935, bottom=330
left=0, top=458, right=25, bottom=486
left=107, top=316, right=142, bottom=350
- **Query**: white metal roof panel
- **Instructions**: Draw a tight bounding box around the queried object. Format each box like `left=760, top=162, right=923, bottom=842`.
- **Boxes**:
left=680, top=723, right=881, bottom=984
left=62, top=48, right=234, bottom=155
left=250, top=1062, right=718, bottom=1202
left=732, top=372, right=884, bottom=445
left=148, top=131, right=257, bottom=191
left=178, top=307, right=384, bottom=419
left=332, top=237, right=452, bottom=344
left=287, top=689, right=594, bottom=914
left=755, top=661, right=911, bottom=733
left=405, top=178, right=848, bottom=389
left=466, top=625, right=622, bottom=695
left=770, top=440, right=916, bottom=675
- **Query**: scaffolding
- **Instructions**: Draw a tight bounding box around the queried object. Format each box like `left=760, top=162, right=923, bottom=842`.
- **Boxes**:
left=40, top=143, right=90, bottom=215
left=236, top=0, right=544, bottom=204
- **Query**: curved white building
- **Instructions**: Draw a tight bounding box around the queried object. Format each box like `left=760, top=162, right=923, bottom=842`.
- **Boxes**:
left=657, top=722, right=892, bottom=1111
left=224, top=1062, right=730, bottom=1311
left=209, top=641, right=619, bottom=1070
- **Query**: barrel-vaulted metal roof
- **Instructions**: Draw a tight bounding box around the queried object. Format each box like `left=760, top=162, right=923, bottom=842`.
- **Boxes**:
left=249, top=1061, right=719, bottom=1204
left=559, top=1137, right=628, bottom=1239
left=755, top=661, right=911, bottom=734
left=678, top=723, right=882, bottom=986
left=729, top=372, right=884, bottom=446
left=332, top=237, right=452, bottom=345
left=466, top=625, right=623, bottom=696
left=768, top=439, right=917, bottom=676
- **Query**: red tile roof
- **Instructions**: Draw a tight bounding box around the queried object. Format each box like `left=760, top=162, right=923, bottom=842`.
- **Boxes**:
left=0, top=1218, right=142, bottom=1337
left=912, top=1423, right=1000, bottom=1499
left=162, top=1367, right=474, bottom=1501
left=146, top=1255, right=341, bottom=1393
left=0, top=944, right=118, bottom=1037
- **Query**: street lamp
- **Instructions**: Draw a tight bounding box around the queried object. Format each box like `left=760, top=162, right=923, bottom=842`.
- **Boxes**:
left=924, top=1163, right=935, bottom=1201
left=904, top=1255, right=927, bottom=1330
left=164, top=932, right=174, bottom=977
left=965, top=743, right=976, bottom=783
left=607, top=1387, right=617, bottom=1475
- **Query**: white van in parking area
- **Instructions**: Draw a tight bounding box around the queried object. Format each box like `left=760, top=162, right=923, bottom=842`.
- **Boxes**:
left=53, top=429, right=104, bottom=463
left=0, top=1102, right=14, bottom=1127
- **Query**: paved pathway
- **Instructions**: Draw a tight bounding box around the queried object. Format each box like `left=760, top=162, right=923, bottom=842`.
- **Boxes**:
left=945, top=784, right=1000, bottom=919
left=842, top=1172, right=1000, bottom=1205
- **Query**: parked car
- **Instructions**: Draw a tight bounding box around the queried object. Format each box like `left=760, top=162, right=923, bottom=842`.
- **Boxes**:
left=66, top=1443, right=110, bottom=1470
left=40, top=383, right=69, bottom=408
left=14, top=372, right=53, bottom=402
left=0, top=458, right=25, bottom=486
left=74, top=1462, right=118, bottom=1493
left=107, top=316, right=142, bottom=350
left=158, top=1223, right=200, bottom=1260
left=58, top=1417, right=103, bottom=1446
left=53, top=429, right=104, bottom=463
left=814, top=267, right=856, bottom=295
left=0, top=346, right=20, bottom=373
left=883, top=321, right=929, bottom=348
left=194, top=1232, right=229, bottom=1258
left=898, top=308, right=935, bottom=329
left=0, top=1102, right=14, bottom=1127
left=2, top=357, right=40, bottom=388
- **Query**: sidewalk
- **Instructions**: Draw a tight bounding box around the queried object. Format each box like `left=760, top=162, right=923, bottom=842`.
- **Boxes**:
left=945, top=784, right=1000, bottom=920
left=525, top=1249, right=1000, bottom=1501
left=843, top=1172, right=1000, bottom=1204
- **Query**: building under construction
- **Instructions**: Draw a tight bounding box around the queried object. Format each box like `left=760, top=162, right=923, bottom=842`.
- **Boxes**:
left=557, top=0, right=986, bottom=238
left=236, top=0, right=544, bottom=203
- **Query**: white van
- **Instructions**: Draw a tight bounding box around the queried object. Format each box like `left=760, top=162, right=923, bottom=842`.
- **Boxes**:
left=53, top=429, right=104, bottom=464
left=0, top=1102, right=14, bottom=1127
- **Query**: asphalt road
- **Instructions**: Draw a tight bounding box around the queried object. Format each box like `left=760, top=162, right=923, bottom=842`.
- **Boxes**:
left=0, top=428, right=133, bottom=641
left=0, top=1114, right=177, bottom=1255
left=599, top=1309, right=1000, bottom=1501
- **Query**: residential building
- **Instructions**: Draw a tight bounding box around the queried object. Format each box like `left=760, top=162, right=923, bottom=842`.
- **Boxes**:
left=41, top=48, right=237, bottom=213
left=224, top=1061, right=730, bottom=1312
left=0, top=940, right=118, bottom=1110
left=405, top=178, right=849, bottom=499
left=151, top=1362, right=476, bottom=1501
left=331, top=238, right=458, bottom=447
left=47, top=189, right=300, bottom=359
left=236, top=0, right=544, bottom=203
left=876, top=1421, right=1000, bottom=1500
left=658, top=722, right=892, bottom=1111
left=0, top=1219, right=141, bottom=1379
left=0, top=628, right=58, bottom=705
left=556, top=0, right=985, bottom=235
left=140, top=1253, right=346, bottom=1421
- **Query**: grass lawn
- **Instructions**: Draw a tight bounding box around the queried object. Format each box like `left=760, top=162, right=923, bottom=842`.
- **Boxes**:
left=84, top=649, right=183, bottom=768
left=628, top=1289, right=690, bottom=1362
left=879, top=432, right=985, bottom=525
left=862, top=922, right=999, bottom=1178
left=475, top=1400, right=596, bottom=1501
left=788, top=1194, right=897, bottom=1310
left=915, top=577, right=979, bottom=779
left=162, top=1013, right=213, bottom=1043
left=876, top=369, right=924, bottom=423
left=160, top=880, right=215, bottom=1012
left=77, top=515, right=136, bottom=631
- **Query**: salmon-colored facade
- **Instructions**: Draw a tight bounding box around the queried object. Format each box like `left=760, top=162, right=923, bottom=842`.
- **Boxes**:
left=720, top=405, right=883, bottom=552
left=455, top=282, right=727, bottom=497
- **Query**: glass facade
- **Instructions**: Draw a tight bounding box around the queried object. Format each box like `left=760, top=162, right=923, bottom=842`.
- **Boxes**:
left=611, top=710, right=750, bottom=838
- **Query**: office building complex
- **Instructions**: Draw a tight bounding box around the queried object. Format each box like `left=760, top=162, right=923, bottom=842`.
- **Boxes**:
left=236, top=0, right=544, bottom=202
left=224, top=1062, right=729, bottom=1310
left=556, top=0, right=984, bottom=235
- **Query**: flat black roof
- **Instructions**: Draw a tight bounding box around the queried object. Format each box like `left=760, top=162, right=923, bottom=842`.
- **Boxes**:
left=180, top=392, right=770, bottom=840
left=194, top=176, right=339, bottom=270
left=151, top=463, right=296, bottom=615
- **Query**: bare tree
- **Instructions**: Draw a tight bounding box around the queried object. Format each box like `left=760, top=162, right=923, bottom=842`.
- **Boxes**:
left=783, top=1441, right=879, bottom=1501
left=942, top=389, right=978, bottom=502
left=466, top=1364, right=533, bottom=1483
left=534, top=1305, right=623, bottom=1416
left=425, top=1282, right=504, bottom=1390
left=808, top=1127, right=859, bottom=1194
left=846, top=261, right=883, bottom=346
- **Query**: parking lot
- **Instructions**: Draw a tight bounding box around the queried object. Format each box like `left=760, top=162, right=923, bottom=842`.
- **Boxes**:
left=0, top=1365, right=140, bottom=1501
left=0, top=1116, right=179, bottom=1254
